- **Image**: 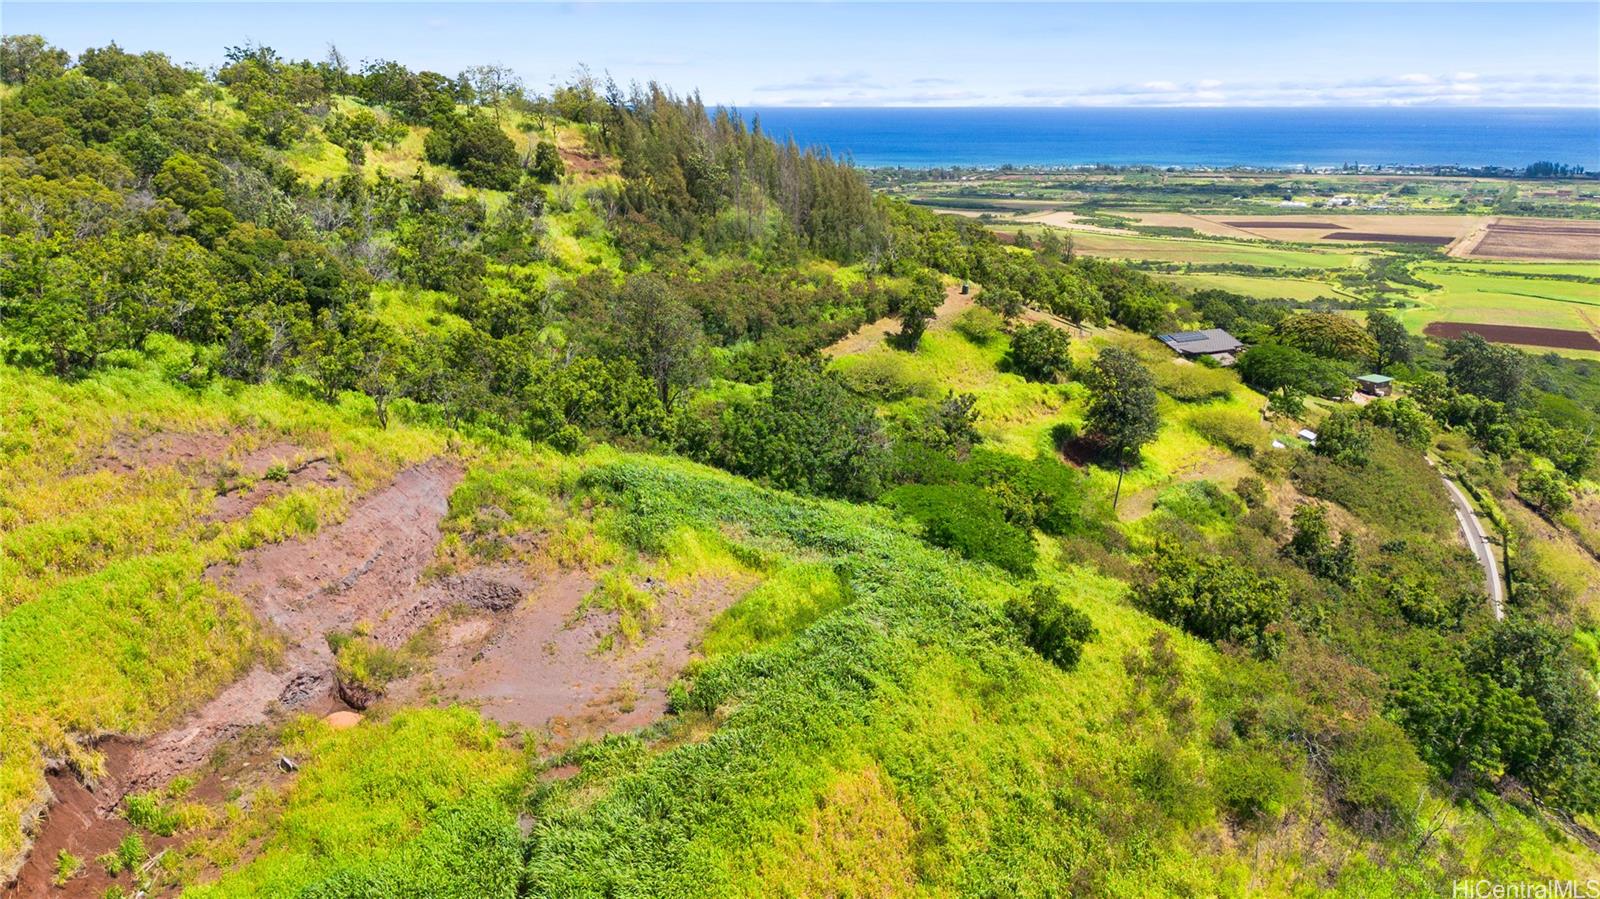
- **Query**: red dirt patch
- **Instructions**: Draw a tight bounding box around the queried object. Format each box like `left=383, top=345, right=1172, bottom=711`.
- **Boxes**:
left=1424, top=321, right=1600, bottom=351
left=403, top=572, right=748, bottom=747
left=1467, top=219, right=1600, bottom=261
left=1224, top=220, right=1348, bottom=230
left=8, top=460, right=463, bottom=894
left=1324, top=232, right=1452, bottom=245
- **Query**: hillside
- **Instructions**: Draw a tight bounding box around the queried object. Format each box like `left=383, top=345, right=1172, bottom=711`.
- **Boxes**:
left=3, top=35, right=1600, bottom=897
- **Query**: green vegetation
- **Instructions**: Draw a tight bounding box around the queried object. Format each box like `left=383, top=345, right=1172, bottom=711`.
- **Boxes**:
left=3, top=30, right=1599, bottom=898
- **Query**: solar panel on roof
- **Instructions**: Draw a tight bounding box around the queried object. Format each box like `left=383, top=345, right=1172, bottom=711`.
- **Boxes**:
left=1169, top=332, right=1207, bottom=343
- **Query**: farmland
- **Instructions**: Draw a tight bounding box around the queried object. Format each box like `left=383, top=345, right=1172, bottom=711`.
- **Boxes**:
left=904, top=170, right=1600, bottom=358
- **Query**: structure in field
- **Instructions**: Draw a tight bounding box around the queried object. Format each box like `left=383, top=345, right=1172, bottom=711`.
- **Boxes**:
left=1157, top=328, right=1245, bottom=366
left=1356, top=374, right=1395, bottom=397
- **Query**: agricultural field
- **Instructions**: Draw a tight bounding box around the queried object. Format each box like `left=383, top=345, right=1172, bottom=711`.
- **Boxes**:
left=911, top=174, right=1600, bottom=358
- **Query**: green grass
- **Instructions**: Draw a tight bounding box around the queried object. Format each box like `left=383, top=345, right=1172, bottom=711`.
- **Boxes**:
left=1159, top=271, right=1360, bottom=302
left=1397, top=263, right=1600, bottom=337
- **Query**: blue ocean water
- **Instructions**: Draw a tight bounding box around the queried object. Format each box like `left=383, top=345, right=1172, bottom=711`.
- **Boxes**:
left=742, top=107, right=1600, bottom=170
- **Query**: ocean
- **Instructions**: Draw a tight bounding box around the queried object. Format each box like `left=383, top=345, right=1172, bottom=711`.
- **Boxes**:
left=741, top=107, right=1600, bottom=170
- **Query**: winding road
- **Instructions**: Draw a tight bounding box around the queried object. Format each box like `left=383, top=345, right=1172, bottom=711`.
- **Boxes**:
left=1438, top=469, right=1506, bottom=620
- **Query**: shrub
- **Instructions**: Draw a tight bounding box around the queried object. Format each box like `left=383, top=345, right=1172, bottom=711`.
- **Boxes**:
left=833, top=352, right=935, bottom=401
left=883, top=484, right=1036, bottom=575
left=1188, top=407, right=1265, bottom=457
left=1313, top=409, right=1372, bottom=467
left=1154, top=362, right=1235, bottom=403
left=1005, top=584, right=1096, bottom=670
left=953, top=306, right=1003, bottom=344
left=53, top=850, right=81, bottom=886
left=1007, top=321, right=1073, bottom=383
left=1329, top=718, right=1427, bottom=831
left=1138, top=540, right=1287, bottom=657
left=1214, top=744, right=1299, bottom=826
left=1519, top=468, right=1572, bottom=514
left=1235, top=476, right=1267, bottom=509
left=965, top=450, right=1090, bottom=536
left=1049, top=421, right=1079, bottom=455
left=1153, top=480, right=1242, bottom=530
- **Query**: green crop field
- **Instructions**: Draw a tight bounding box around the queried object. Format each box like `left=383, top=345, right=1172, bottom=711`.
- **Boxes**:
left=1158, top=272, right=1358, bottom=302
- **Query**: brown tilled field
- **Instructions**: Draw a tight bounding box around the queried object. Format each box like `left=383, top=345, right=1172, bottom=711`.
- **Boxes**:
left=1465, top=218, right=1600, bottom=261
left=1424, top=321, right=1600, bottom=351
left=1325, top=232, right=1453, bottom=245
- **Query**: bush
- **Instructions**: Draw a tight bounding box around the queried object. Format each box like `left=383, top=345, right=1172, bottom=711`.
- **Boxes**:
left=1007, top=321, right=1073, bottom=383
left=1154, top=362, right=1235, bottom=403
left=1313, top=409, right=1373, bottom=467
left=953, top=306, right=1004, bottom=344
left=1006, top=584, right=1096, bottom=670
left=1214, top=744, right=1299, bottom=825
left=1235, top=476, right=1267, bottom=509
left=1153, top=480, right=1242, bottom=530
left=1138, top=540, right=1287, bottom=657
left=1329, top=717, right=1427, bottom=830
left=1188, top=407, right=1266, bottom=457
left=833, top=352, right=935, bottom=401
left=883, top=484, right=1036, bottom=575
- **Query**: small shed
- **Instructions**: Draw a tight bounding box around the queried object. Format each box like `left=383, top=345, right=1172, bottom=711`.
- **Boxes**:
left=1356, top=374, right=1394, bottom=397
left=1297, top=428, right=1318, bottom=444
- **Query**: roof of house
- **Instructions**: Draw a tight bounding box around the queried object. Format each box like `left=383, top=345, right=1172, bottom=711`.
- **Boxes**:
left=1356, top=374, right=1395, bottom=384
left=1157, top=329, right=1245, bottom=355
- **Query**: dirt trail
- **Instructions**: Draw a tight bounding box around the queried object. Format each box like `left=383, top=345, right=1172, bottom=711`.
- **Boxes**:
left=826, top=285, right=973, bottom=357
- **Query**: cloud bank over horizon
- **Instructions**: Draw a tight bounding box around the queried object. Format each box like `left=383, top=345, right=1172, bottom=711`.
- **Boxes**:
left=7, top=1, right=1599, bottom=109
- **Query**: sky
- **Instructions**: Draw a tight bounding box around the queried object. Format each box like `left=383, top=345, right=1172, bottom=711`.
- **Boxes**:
left=6, top=2, right=1599, bottom=108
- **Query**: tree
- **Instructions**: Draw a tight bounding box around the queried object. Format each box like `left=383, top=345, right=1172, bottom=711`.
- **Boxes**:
left=1007, top=322, right=1073, bottom=383
left=1519, top=468, right=1572, bottom=515
left=1447, top=333, right=1527, bottom=407
left=1084, top=346, right=1159, bottom=508
left=1313, top=408, right=1373, bottom=467
left=462, top=64, right=523, bottom=122
left=1361, top=397, right=1432, bottom=449
left=1366, top=310, right=1413, bottom=369
left=0, top=34, right=70, bottom=84
left=915, top=391, right=982, bottom=456
left=1237, top=342, right=1350, bottom=400
left=531, top=139, right=564, bottom=183
left=1139, top=540, right=1287, bottom=657
left=896, top=271, right=942, bottom=349
left=618, top=274, right=704, bottom=410
left=1006, top=584, right=1096, bottom=670
left=1273, top=312, right=1377, bottom=363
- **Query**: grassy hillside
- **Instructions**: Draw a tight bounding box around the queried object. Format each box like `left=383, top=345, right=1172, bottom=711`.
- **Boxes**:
left=4, top=33, right=1600, bottom=898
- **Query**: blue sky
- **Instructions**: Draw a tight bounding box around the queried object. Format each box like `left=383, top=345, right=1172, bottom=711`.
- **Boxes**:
left=7, top=2, right=1598, bottom=107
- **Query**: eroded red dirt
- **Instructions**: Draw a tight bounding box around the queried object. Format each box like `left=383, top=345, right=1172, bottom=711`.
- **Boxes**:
left=395, top=572, right=748, bottom=746
left=7, top=460, right=461, bottom=896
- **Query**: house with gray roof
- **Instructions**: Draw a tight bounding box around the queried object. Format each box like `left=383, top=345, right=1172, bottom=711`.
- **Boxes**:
left=1156, top=329, right=1246, bottom=365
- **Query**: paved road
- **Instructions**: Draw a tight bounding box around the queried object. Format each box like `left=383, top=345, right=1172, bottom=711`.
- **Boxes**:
left=1438, top=472, right=1506, bottom=620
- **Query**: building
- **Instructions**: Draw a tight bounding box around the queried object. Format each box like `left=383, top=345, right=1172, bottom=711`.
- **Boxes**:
left=1156, top=329, right=1245, bottom=365
left=1355, top=374, right=1394, bottom=397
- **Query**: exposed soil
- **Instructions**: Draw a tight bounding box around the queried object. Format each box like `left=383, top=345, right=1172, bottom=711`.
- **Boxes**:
left=1225, top=220, right=1348, bottom=230
left=1423, top=321, right=1600, bottom=351
left=1322, top=232, right=1452, bottom=245
left=84, top=430, right=351, bottom=524
left=8, top=460, right=462, bottom=896
left=1466, top=218, right=1600, bottom=261
left=394, top=572, right=748, bottom=747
